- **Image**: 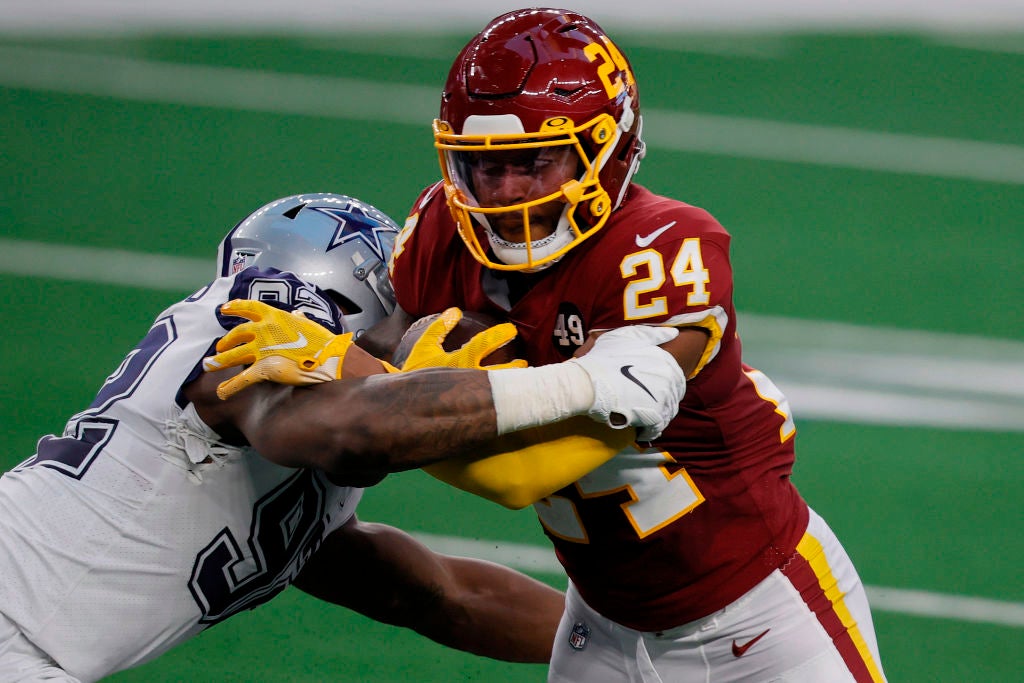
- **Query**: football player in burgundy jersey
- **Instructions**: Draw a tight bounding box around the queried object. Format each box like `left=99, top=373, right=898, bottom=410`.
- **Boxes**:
left=366, top=8, right=889, bottom=682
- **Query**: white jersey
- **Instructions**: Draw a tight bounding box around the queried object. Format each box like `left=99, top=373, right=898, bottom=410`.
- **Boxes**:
left=0, top=268, right=362, bottom=683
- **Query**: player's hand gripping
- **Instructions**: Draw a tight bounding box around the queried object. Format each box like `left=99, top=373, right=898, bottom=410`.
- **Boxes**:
left=400, top=307, right=527, bottom=371
left=203, top=299, right=355, bottom=400
left=570, top=325, right=686, bottom=441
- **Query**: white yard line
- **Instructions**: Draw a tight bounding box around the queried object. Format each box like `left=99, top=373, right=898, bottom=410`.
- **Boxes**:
left=2, top=46, right=1024, bottom=184
left=412, top=532, right=1024, bottom=628
left=0, top=238, right=212, bottom=292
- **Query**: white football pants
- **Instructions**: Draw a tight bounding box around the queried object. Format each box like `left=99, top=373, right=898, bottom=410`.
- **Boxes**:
left=549, top=508, right=887, bottom=683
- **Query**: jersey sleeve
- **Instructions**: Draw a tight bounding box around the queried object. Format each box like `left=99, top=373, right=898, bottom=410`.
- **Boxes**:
left=592, top=208, right=734, bottom=379
left=385, top=181, right=446, bottom=315
left=659, top=234, right=732, bottom=378
left=422, top=416, right=636, bottom=509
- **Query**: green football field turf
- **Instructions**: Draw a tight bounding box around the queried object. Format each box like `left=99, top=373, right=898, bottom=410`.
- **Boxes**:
left=1, top=23, right=1022, bottom=682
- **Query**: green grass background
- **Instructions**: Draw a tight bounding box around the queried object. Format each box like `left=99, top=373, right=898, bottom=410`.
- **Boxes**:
left=2, top=27, right=1022, bottom=682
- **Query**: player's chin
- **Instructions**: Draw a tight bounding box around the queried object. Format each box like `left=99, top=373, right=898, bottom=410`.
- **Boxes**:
left=492, top=220, right=556, bottom=244
left=488, top=219, right=525, bottom=241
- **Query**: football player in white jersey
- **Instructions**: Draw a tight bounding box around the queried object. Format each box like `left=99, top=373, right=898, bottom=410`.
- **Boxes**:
left=0, top=192, right=686, bottom=682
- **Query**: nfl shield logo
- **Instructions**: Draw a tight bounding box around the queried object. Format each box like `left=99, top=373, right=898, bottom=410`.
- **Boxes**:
left=569, top=622, right=590, bottom=651
left=230, top=251, right=251, bottom=274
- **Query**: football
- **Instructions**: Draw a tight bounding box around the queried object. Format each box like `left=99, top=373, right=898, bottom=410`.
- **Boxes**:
left=391, top=310, right=521, bottom=368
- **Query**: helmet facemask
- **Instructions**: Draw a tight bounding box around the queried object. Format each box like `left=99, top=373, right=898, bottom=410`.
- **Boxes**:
left=435, top=111, right=625, bottom=272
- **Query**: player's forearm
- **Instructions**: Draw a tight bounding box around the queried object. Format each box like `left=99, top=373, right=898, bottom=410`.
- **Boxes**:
left=424, top=416, right=635, bottom=509
left=412, top=555, right=562, bottom=663
left=244, top=325, right=685, bottom=480
left=244, top=369, right=502, bottom=477
left=295, top=520, right=561, bottom=662
left=245, top=361, right=602, bottom=480
left=333, top=369, right=506, bottom=471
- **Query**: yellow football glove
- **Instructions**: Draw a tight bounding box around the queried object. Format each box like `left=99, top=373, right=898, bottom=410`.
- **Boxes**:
left=203, top=299, right=355, bottom=399
left=401, top=307, right=527, bottom=371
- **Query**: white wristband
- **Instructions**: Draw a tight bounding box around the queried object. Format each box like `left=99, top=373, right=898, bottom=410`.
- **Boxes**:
left=488, top=363, right=595, bottom=435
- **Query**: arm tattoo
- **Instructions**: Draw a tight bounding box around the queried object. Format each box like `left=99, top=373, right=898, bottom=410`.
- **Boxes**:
left=336, top=370, right=500, bottom=473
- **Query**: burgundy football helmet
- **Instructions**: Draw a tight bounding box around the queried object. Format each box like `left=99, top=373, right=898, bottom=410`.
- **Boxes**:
left=434, top=8, right=646, bottom=271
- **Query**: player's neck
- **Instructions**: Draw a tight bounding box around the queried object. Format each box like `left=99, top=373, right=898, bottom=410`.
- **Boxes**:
left=481, top=268, right=541, bottom=310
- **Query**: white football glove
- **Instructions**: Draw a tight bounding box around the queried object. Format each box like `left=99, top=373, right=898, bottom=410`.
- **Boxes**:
left=568, top=325, right=686, bottom=441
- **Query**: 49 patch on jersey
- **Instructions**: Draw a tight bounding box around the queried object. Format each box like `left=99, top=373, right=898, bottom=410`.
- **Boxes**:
left=552, top=302, right=587, bottom=358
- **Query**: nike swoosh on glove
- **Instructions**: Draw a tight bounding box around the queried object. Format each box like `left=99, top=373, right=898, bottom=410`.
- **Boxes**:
left=203, top=299, right=355, bottom=399
left=568, top=325, right=686, bottom=441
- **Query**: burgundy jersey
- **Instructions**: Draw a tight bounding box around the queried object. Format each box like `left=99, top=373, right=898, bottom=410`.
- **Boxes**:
left=391, top=182, right=809, bottom=630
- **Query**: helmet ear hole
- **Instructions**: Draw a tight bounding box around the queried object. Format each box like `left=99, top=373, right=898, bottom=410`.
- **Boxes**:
left=325, top=290, right=362, bottom=317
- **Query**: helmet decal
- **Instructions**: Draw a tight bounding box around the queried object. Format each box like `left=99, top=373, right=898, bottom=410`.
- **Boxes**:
left=583, top=36, right=636, bottom=101
left=230, top=250, right=255, bottom=275
left=314, top=205, right=396, bottom=262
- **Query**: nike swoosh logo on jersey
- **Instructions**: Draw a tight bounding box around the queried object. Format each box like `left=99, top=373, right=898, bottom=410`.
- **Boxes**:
left=634, top=221, right=676, bottom=248
left=731, top=628, right=770, bottom=657
left=261, top=332, right=308, bottom=351
left=620, top=365, right=656, bottom=401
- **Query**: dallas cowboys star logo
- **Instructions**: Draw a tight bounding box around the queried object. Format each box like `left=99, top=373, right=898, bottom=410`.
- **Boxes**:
left=311, top=204, right=393, bottom=261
